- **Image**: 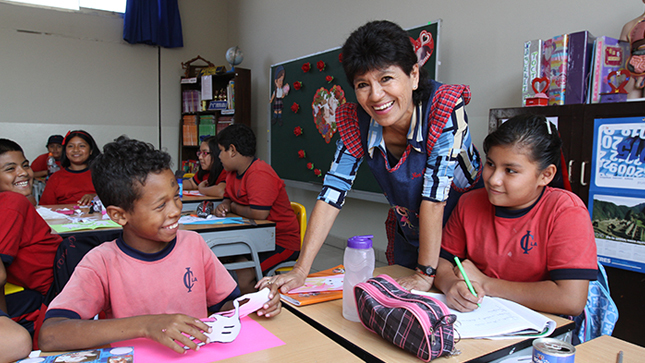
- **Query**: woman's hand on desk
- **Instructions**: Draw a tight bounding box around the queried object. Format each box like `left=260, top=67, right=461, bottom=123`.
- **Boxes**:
left=256, top=266, right=308, bottom=295
left=395, top=273, right=433, bottom=293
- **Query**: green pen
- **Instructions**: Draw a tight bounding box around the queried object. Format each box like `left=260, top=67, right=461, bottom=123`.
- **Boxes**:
left=454, top=256, right=481, bottom=307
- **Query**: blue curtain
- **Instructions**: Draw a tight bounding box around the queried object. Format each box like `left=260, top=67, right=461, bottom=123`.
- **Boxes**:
left=123, top=0, right=183, bottom=48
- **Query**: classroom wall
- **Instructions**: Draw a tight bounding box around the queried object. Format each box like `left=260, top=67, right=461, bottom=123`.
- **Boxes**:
left=1, top=0, right=643, bottom=259
left=0, top=0, right=231, bottom=168
left=226, top=0, right=644, bottom=258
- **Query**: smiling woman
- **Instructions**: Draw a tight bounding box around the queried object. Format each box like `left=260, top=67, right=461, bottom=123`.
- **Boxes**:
left=265, top=20, right=482, bottom=296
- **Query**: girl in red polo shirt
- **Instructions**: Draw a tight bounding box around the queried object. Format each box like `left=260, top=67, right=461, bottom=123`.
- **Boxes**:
left=39, top=130, right=100, bottom=206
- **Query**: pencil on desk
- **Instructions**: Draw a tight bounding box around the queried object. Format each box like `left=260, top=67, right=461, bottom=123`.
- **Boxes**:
left=617, top=350, right=623, bottom=363
left=454, top=256, right=481, bottom=307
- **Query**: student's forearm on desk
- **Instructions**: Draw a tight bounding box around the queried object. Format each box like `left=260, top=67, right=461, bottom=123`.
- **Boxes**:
left=229, top=202, right=270, bottom=220
left=483, top=278, right=588, bottom=316
left=198, top=182, right=225, bottom=198
left=39, top=314, right=211, bottom=353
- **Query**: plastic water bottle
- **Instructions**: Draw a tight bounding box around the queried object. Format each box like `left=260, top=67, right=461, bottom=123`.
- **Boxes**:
left=47, top=152, right=59, bottom=176
left=342, top=234, right=375, bottom=322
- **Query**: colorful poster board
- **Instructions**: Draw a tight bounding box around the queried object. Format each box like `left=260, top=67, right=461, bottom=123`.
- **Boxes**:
left=269, top=21, right=440, bottom=195
left=589, top=116, right=645, bottom=273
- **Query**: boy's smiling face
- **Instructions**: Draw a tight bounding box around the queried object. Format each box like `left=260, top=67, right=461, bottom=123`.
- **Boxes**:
left=119, top=169, right=182, bottom=253
left=0, top=151, right=33, bottom=196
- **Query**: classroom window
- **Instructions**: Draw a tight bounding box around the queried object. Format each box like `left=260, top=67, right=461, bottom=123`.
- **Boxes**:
left=5, top=0, right=126, bottom=13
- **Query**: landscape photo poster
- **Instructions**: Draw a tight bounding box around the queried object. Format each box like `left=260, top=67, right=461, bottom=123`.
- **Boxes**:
left=589, top=116, right=645, bottom=273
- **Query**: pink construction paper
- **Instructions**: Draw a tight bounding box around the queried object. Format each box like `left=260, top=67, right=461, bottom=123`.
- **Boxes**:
left=112, top=316, right=284, bottom=363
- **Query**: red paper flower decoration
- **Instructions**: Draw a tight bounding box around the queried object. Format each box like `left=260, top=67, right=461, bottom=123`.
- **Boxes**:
left=314, top=168, right=322, bottom=177
left=307, top=162, right=314, bottom=170
left=302, top=62, right=311, bottom=73
left=293, top=81, right=302, bottom=90
left=298, top=150, right=306, bottom=158
left=326, top=75, right=334, bottom=83
left=317, top=60, right=326, bottom=71
left=339, top=53, right=343, bottom=63
left=294, top=126, right=303, bottom=136
left=291, top=102, right=300, bottom=113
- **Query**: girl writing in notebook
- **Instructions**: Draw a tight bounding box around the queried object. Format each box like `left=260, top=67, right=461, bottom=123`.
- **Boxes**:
left=40, top=130, right=100, bottom=205
left=435, top=114, right=597, bottom=316
left=182, top=136, right=227, bottom=198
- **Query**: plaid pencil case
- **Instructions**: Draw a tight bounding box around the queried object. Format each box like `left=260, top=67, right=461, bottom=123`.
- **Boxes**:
left=354, top=275, right=457, bottom=361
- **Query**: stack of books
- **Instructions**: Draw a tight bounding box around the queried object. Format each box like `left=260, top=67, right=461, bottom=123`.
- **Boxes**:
left=182, top=115, right=198, bottom=146
left=199, top=115, right=216, bottom=139
left=182, top=90, right=202, bottom=113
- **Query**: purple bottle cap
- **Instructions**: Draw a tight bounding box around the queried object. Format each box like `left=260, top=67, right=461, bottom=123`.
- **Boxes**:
left=347, top=235, right=373, bottom=249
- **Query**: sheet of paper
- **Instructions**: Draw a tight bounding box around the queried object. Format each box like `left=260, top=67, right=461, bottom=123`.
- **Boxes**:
left=412, top=291, right=554, bottom=339
left=49, top=220, right=121, bottom=233
left=182, top=190, right=204, bottom=196
left=201, top=75, right=213, bottom=100
left=37, top=206, right=72, bottom=220
left=112, top=316, right=284, bottom=363
left=287, top=275, right=344, bottom=294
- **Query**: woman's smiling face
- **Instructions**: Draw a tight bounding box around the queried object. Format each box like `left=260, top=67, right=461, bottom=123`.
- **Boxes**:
left=0, top=151, right=33, bottom=196
left=353, top=64, right=419, bottom=129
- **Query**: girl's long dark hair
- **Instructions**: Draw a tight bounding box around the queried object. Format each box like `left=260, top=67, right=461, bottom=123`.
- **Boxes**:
left=197, top=136, right=224, bottom=186
left=61, top=130, right=100, bottom=169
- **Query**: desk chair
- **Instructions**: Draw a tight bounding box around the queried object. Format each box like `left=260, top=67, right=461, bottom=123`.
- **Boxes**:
left=266, top=202, right=306, bottom=276
left=4, top=282, right=24, bottom=295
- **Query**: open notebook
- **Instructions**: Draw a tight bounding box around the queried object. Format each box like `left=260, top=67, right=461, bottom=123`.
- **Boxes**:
left=412, top=291, right=556, bottom=340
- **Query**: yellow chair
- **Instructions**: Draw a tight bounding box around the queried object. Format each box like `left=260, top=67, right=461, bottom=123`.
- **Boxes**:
left=4, top=282, right=24, bottom=295
left=267, top=202, right=307, bottom=276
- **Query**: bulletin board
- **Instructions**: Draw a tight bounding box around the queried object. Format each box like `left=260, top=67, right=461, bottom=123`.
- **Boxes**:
left=269, top=21, right=440, bottom=196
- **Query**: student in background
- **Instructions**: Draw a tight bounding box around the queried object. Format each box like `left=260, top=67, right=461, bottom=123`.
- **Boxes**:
left=214, top=124, right=300, bottom=293
left=39, top=137, right=281, bottom=353
left=31, top=134, right=64, bottom=179
left=434, top=114, right=597, bottom=317
left=39, top=130, right=100, bottom=206
left=182, top=136, right=227, bottom=198
left=0, top=312, right=32, bottom=363
left=0, top=138, right=63, bottom=346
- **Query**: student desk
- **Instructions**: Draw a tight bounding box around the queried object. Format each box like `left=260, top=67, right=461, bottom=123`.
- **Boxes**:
left=41, top=204, right=275, bottom=280
left=573, top=335, right=645, bottom=362
left=284, top=265, right=575, bottom=363
left=181, top=194, right=223, bottom=212
left=34, top=309, right=362, bottom=362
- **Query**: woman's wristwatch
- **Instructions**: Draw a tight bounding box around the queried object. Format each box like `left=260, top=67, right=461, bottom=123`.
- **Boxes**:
left=415, top=263, right=437, bottom=278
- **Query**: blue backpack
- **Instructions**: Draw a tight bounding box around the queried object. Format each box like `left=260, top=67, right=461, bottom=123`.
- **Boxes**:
left=573, top=263, right=619, bottom=343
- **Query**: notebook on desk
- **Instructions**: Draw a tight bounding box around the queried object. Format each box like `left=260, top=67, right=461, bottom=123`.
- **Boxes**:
left=412, top=291, right=556, bottom=340
left=281, top=265, right=344, bottom=307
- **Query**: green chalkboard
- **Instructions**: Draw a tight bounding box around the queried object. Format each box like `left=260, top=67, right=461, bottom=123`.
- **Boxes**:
left=270, top=21, right=440, bottom=195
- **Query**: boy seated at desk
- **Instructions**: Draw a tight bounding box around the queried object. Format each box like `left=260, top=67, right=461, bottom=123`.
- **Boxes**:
left=39, top=137, right=282, bottom=354
left=0, top=138, right=63, bottom=353
left=214, top=124, right=300, bottom=293
left=434, top=115, right=597, bottom=318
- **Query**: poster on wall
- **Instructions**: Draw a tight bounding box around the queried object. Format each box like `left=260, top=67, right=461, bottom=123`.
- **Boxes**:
left=588, top=116, right=645, bottom=273
left=268, top=21, right=441, bottom=196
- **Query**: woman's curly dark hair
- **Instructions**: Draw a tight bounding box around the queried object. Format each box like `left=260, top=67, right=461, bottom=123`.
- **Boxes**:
left=341, top=20, right=431, bottom=105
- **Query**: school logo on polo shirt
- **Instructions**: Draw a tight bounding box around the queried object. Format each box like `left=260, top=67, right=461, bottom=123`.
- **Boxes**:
left=184, top=267, right=197, bottom=292
left=520, top=230, right=537, bottom=254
